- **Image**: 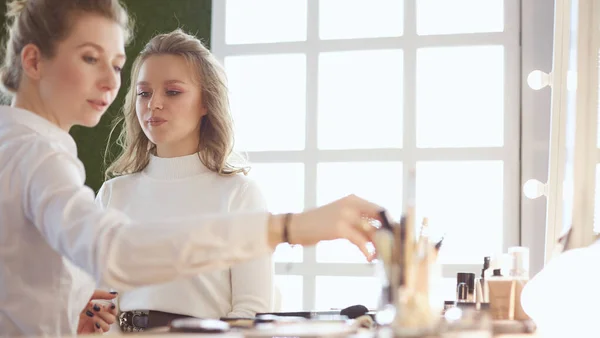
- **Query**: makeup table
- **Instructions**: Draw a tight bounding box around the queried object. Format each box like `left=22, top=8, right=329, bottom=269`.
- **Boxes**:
left=95, top=327, right=542, bottom=338
left=97, top=333, right=540, bottom=338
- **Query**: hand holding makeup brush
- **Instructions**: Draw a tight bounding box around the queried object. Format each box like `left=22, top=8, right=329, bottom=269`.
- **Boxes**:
left=270, top=194, right=381, bottom=261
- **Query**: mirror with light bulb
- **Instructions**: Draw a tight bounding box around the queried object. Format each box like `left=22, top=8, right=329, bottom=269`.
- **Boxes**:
left=519, top=0, right=600, bottom=335
left=524, top=0, right=598, bottom=259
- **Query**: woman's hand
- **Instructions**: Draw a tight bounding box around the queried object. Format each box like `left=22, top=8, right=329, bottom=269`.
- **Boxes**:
left=77, top=290, right=118, bottom=334
left=269, top=194, right=381, bottom=261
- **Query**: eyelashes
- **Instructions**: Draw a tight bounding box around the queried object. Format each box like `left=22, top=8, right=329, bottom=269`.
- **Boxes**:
left=136, top=90, right=182, bottom=98
left=136, top=90, right=183, bottom=98
left=83, top=55, right=123, bottom=73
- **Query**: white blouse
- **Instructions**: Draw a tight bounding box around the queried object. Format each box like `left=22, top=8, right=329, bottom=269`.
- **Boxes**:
left=0, top=106, right=272, bottom=336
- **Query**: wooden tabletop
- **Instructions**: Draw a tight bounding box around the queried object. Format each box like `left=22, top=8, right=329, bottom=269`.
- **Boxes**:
left=98, top=327, right=540, bottom=338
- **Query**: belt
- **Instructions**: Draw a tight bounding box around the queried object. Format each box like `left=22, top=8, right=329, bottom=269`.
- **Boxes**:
left=119, top=310, right=193, bottom=332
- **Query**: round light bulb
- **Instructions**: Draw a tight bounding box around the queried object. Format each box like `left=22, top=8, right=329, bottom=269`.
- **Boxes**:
left=523, top=179, right=546, bottom=199
left=444, top=307, right=463, bottom=322
left=375, top=304, right=396, bottom=325
left=527, top=70, right=551, bottom=90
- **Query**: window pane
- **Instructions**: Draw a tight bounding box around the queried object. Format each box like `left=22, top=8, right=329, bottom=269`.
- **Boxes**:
left=249, top=163, right=304, bottom=262
left=249, top=163, right=305, bottom=213
left=275, top=275, right=304, bottom=311
left=319, top=0, right=403, bottom=40
left=225, top=0, right=307, bottom=44
left=416, top=0, right=503, bottom=35
left=416, top=46, right=504, bottom=148
left=316, top=162, right=403, bottom=263
left=416, top=161, right=504, bottom=264
left=318, top=50, right=403, bottom=149
left=226, top=54, right=306, bottom=151
left=315, top=276, right=380, bottom=310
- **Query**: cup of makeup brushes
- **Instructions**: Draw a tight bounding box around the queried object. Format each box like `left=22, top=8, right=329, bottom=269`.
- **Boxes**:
left=386, top=212, right=443, bottom=337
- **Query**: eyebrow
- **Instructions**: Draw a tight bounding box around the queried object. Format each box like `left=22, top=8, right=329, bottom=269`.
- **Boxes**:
left=136, top=80, right=188, bottom=86
left=76, top=42, right=126, bottom=60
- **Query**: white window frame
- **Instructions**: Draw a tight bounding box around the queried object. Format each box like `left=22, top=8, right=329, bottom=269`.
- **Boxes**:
left=212, top=0, right=522, bottom=310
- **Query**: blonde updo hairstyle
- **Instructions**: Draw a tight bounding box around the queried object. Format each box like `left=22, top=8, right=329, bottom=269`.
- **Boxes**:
left=0, top=0, right=132, bottom=94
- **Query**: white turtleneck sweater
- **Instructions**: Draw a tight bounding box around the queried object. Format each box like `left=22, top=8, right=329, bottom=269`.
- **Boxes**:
left=95, top=154, right=273, bottom=319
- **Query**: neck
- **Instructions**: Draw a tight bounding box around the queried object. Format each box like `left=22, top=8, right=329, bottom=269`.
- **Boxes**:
left=12, top=85, right=71, bottom=131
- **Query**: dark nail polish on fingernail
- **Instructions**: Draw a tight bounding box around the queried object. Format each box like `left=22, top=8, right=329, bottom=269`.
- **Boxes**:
left=93, top=304, right=100, bottom=311
left=86, top=310, right=93, bottom=317
left=109, top=291, right=118, bottom=295
left=95, top=323, right=101, bottom=329
left=111, top=304, right=116, bottom=309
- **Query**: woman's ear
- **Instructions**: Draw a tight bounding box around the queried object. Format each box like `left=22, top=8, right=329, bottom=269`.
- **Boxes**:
left=20, top=43, right=43, bottom=81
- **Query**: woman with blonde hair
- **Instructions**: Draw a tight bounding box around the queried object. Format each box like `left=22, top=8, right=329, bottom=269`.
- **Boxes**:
left=99, top=29, right=272, bottom=331
left=0, top=0, right=381, bottom=335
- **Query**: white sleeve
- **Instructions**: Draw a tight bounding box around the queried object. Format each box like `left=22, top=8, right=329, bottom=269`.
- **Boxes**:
left=227, top=180, right=274, bottom=317
left=520, top=246, right=600, bottom=336
left=23, top=149, right=273, bottom=292
left=94, top=180, right=120, bottom=331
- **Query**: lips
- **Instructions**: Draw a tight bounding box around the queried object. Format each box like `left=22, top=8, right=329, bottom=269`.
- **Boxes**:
left=147, top=116, right=167, bottom=126
left=87, top=99, right=108, bottom=111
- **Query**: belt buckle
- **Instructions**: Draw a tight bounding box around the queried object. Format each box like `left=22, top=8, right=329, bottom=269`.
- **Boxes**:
left=119, top=310, right=149, bottom=332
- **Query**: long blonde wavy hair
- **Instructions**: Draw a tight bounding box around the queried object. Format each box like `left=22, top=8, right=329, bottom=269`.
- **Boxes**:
left=105, top=29, right=248, bottom=179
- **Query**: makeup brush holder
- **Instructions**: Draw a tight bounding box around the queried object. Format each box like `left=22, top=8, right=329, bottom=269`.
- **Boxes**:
left=391, top=260, right=443, bottom=337
left=372, top=206, right=444, bottom=337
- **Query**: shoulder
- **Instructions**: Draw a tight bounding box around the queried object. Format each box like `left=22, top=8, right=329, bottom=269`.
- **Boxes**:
left=216, top=172, right=262, bottom=195
left=222, top=173, right=267, bottom=212
left=96, top=173, right=143, bottom=208
left=2, top=123, right=68, bottom=156
left=0, top=107, right=77, bottom=156
left=102, top=173, right=143, bottom=190
left=1, top=125, right=82, bottom=177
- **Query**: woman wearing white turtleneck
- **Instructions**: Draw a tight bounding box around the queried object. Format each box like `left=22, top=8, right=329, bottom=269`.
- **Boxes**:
left=97, top=31, right=273, bottom=330
left=97, top=153, right=272, bottom=320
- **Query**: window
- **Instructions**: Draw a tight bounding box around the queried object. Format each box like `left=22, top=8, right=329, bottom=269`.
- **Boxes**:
left=212, top=0, right=520, bottom=310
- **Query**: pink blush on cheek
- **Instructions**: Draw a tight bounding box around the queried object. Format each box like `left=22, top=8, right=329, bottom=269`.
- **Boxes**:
left=57, top=64, right=89, bottom=94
